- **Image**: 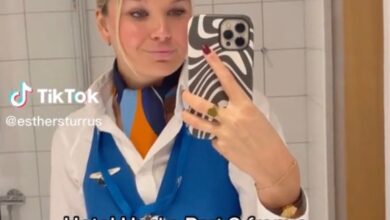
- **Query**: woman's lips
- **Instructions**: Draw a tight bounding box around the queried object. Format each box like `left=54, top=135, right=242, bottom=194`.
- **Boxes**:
left=145, top=50, right=176, bottom=61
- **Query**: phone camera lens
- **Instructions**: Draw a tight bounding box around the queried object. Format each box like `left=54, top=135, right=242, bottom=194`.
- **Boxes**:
left=223, top=30, right=234, bottom=40
left=235, top=37, right=245, bottom=47
left=235, top=23, right=246, bottom=33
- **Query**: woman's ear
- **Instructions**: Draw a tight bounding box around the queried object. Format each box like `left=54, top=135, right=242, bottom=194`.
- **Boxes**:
left=96, top=10, right=111, bottom=46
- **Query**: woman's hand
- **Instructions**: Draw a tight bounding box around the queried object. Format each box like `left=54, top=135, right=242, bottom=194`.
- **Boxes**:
left=181, top=45, right=301, bottom=210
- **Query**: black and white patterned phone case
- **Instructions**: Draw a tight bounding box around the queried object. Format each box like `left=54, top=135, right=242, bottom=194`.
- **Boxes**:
left=187, top=14, right=254, bottom=140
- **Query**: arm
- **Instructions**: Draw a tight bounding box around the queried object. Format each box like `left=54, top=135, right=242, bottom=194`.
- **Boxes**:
left=181, top=46, right=309, bottom=219
left=229, top=104, right=308, bottom=219
left=229, top=163, right=308, bottom=220
left=252, top=94, right=307, bottom=216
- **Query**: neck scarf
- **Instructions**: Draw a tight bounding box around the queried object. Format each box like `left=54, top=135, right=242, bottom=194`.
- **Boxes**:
left=111, top=60, right=181, bottom=158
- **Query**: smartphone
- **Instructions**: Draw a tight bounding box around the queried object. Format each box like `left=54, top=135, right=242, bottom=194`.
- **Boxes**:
left=187, top=14, right=254, bottom=139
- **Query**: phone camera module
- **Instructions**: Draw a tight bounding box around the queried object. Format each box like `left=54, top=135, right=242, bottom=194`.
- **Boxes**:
left=235, top=23, right=246, bottom=33
left=235, top=37, right=246, bottom=47
left=220, top=19, right=249, bottom=49
left=223, top=30, right=234, bottom=40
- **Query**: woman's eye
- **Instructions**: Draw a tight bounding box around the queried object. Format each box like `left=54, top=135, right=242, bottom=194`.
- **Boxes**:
left=168, top=9, right=186, bottom=16
left=129, top=10, right=148, bottom=19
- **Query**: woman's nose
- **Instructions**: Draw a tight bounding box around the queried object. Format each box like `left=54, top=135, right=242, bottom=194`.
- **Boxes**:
left=150, top=19, right=172, bottom=42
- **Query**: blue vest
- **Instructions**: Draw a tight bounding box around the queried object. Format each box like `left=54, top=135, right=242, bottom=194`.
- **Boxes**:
left=83, top=125, right=242, bottom=219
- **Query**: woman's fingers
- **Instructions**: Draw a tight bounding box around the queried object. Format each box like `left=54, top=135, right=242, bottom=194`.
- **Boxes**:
left=181, top=90, right=226, bottom=121
left=181, top=110, right=219, bottom=134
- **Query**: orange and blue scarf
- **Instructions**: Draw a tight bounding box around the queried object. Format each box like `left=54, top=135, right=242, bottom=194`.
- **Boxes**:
left=112, top=60, right=181, bottom=158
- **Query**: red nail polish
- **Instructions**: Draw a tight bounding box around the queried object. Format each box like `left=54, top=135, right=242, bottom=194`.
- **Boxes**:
left=202, top=44, right=211, bottom=55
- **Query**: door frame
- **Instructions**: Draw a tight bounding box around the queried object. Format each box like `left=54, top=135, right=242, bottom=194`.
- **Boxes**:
left=335, top=0, right=386, bottom=219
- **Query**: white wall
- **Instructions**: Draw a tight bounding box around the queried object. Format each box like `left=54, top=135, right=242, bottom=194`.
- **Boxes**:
left=305, top=0, right=334, bottom=219
left=0, top=0, right=82, bottom=219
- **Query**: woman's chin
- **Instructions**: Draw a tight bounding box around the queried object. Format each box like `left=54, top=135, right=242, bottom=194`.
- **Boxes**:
left=147, top=61, right=184, bottom=75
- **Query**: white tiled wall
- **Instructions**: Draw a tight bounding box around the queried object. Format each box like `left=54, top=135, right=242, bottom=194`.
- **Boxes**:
left=0, top=0, right=331, bottom=219
left=0, top=14, right=28, bottom=60
left=263, top=1, right=305, bottom=49
left=265, top=49, right=306, bottom=96
left=0, top=61, right=31, bottom=107
left=0, top=107, right=35, bottom=153
left=0, top=0, right=82, bottom=220
left=26, top=13, right=75, bottom=59
left=305, top=0, right=331, bottom=219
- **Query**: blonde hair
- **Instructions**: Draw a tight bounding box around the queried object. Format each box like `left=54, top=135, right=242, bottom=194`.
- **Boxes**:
left=96, top=0, right=109, bottom=14
left=108, top=0, right=141, bottom=83
left=96, top=0, right=137, bottom=78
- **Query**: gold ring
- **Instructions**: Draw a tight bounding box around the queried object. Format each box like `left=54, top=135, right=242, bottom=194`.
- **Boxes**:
left=207, top=105, right=218, bottom=118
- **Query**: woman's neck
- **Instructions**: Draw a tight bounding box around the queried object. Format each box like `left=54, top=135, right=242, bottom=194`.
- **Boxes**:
left=116, top=59, right=163, bottom=89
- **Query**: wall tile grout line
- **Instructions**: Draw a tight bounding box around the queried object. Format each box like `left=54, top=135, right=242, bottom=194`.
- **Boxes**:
left=0, top=57, right=78, bottom=62
left=70, top=5, right=83, bottom=91
left=0, top=12, right=24, bottom=16
left=0, top=58, right=77, bottom=62
left=24, top=10, right=75, bottom=14
left=286, top=141, right=309, bottom=145
left=301, top=0, right=310, bottom=200
left=261, top=0, right=267, bottom=95
left=0, top=150, right=51, bottom=155
left=268, top=94, right=307, bottom=98
left=21, top=0, right=44, bottom=219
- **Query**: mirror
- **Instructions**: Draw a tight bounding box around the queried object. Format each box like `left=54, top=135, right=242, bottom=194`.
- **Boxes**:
left=0, top=0, right=333, bottom=219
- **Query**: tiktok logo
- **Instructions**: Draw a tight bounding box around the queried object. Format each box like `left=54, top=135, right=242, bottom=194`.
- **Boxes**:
left=8, top=82, right=99, bottom=107
left=8, top=82, right=33, bottom=108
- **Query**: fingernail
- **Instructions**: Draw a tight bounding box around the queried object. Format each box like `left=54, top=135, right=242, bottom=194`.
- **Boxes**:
left=202, top=44, right=211, bottom=55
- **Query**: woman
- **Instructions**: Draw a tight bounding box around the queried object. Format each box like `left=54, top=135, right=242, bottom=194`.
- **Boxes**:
left=50, top=0, right=308, bottom=219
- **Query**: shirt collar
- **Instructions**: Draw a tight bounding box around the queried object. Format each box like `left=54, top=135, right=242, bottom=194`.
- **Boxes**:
left=112, top=59, right=182, bottom=103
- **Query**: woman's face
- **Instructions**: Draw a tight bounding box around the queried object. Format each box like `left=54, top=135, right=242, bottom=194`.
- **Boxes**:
left=97, top=0, right=192, bottom=85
